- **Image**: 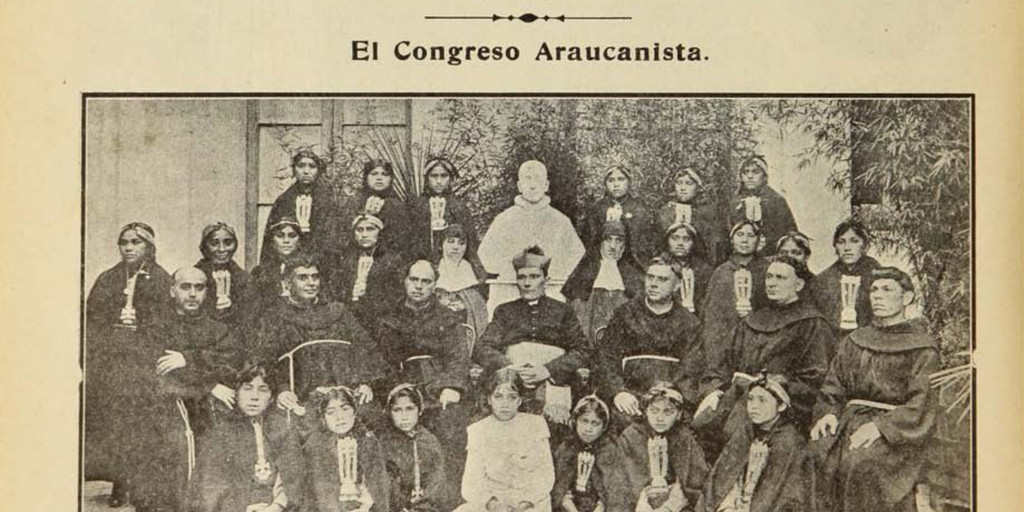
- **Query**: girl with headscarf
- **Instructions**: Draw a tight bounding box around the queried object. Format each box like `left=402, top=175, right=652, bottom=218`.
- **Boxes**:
left=434, top=223, right=490, bottom=345
left=552, top=395, right=625, bottom=512
left=195, top=222, right=250, bottom=324
left=808, top=219, right=880, bottom=341
left=340, top=159, right=412, bottom=257
left=727, top=156, right=798, bottom=256
left=562, top=219, right=646, bottom=342
left=657, top=167, right=727, bottom=265
left=85, top=222, right=174, bottom=507
left=659, top=222, right=715, bottom=315
left=700, top=221, right=770, bottom=367
left=584, top=165, right=657, bottom=264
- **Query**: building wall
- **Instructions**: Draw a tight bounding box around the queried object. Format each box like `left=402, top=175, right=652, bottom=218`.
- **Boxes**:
left=84, top=99, right=248, bottom=288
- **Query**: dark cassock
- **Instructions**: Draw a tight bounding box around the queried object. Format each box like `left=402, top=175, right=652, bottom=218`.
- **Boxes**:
left=811, top=320, right=940, bottom=512
left=562, top=220, right=647, bottom=341
left=596, top=297, right=705, bottom=414
left=696, top=421, right=817, bottom=512
left=255, top=298, right=386, bottom=402
left=612, top=422, right=709, bottom=512
left=552, top=434, right=625, bottom=512
left=129, top=308, right=240, bottom=512
left=195, top=257, right=250, bottom=325
left=260, top=159, right=342, bottom=260
left=727, top=156, right=798, bottom=256
left=380, top=424, right=451, bottom=512
left=809, top=255, right=881, bottom=341
left=305, top=424, right=391, bottom=512
left=187, top=407, right=305, bottom=512
left=697, top=298, right=833, bottom=439
left=699, top=256, right=769, bottom=365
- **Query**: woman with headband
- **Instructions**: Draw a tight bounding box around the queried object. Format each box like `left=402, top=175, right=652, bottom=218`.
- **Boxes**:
left=659, top=222, right=714, bottom=315
left=84, top=221, right=173, bottom=508
left=327, top=213, right=405, bottom=327
left=808, top=219, right=881, bottom=341
left=194, top=222, right=250, bottom=324
left=408, top=158, right=486, bottom=269
left=696, top=373, right=816, bottom=512
left=260, top=150, right=341, bottom=260
left=246, top=216, right=305, bottom=323
left=552, top=395, right=624, bottom=512
left=657, top=167, right=726, bottom=264
left=380, top=384, right=453, bottom=512
left=583, top=165, right=657, bottom=264
left=338, top=158, right=413, bottom=257
left=727, top=156, right=798, bottom=257
left=774, top=231, right=812, bottom=266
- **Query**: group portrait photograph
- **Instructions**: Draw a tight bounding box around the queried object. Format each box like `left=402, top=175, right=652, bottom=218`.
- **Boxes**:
left=80, top=95, right=973, bottom=512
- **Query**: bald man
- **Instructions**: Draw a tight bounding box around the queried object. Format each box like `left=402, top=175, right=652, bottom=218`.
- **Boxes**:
left=126, top=267, right=241, bottom=512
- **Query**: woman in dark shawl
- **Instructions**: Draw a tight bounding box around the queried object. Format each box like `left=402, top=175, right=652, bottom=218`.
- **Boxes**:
left=326, top=213, right=405, bottom=329
left=696, top=374, right=817, bottom=512
left=380, top=384, right=453, bottom=512
left=562, top=219, right=646, bottom=341
left=660, top=222, right=714, bottom=315
left=727, top=156, right=798, bottom=256
left=583, top=165, right=658, bottom=264
left=187, top=365, right=304, bottom=512
left=84, top=221, right=173, bottom=507
left=553, top=396, right=624, bottom=512
left=195, top=222, right=250, bottom=325
left=408, top=158, right=485, bottom=267
left=260, top=150, right=341, bottom=259
left=656, top=167, right=727, bottom=265
left=245, top=217, right=303, bottom=326
left=339, top=159, right=412, bottom=257
left=808, top=219, right=881, bottom=342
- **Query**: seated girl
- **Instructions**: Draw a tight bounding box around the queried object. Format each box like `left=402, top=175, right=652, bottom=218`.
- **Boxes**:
left=459, top=368, right=555, bottom=512
left=616, top=383, right=708, bottom=512
left=696, top=374, right=815, bottom=512
left=381, top=384, right=452, bottom=512
left=304, top=387, right=390, bottom=512
left=552, top=396, right=623, bottom=512
left=187, top=365, right=303, bottom=512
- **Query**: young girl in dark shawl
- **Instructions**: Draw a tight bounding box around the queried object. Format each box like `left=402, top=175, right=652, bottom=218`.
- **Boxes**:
left=246, top=217, right=304, bottom=325
left=696, top=374, right=816, bottom=512
left=188, top=365, right=304, bottom=512
left=562, top=219, right=646, bottom=341
left=434, top=223, right=490, bottom=347
left=656, top=168, right=727, bottom=265
left=84, top=221, right=173, bottom=507
left=584, top=165, right=657, bottom=264
left=699, top=221, right=769, bottom=365
left=408, top=158, right=485, bottom=266
left=808, top=220, right=881, bottom=340
left=660, top=222, right=714, bottom=315
left=261, top=150, right=341, bottom=259
left=727, top=156, right=797, bottom=256
left=327, top=213, right=405, bottom=328
left=195, top=222, right=250, bottom=325
left=380, top=384, right=452, bottom=512
left=614, top=383, right=709, bottom=512
left=553, top=395, right=623, bottom=512
left=305, top=387, right=391, bottom=512
left=339, top=159, right=412, bottom=257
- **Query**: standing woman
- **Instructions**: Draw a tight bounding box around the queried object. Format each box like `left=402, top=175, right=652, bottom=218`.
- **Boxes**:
left=84, top=222, right=173, bottom=507
left=727, top=156, right=798, bottom=256
left=341, top=159, right=412, bottom=257
left=246, top=217, right=303, bottom=324
left=657, top=167, right=726, bottom=265
left=409, top=158, right=484, bottom=267
left=700, top=221, right=769, bottom=367
left=659, top=222, right=714, bottom=315
left=434, top=223, right=490, bottom=345
left=261, top=150, right=340, bottom=259
left=585, top=165, right=657, bottom=264
left=808, top=220, right=880, bottom=340
left=195, top=222, right=250, bottom=325
left=562, top=219, right=646, bottom=342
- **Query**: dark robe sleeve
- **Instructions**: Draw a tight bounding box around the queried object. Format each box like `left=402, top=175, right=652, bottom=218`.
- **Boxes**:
left=545, top=306, right=592, bottom=385
left=552, top=442, right=576, bottom=506
left=874, top=349, right=941, bottom=446
left=814, top=337, right=853, bottom=422
left=702, top=323, right=742, bottom=398
left=672, top=429, right=710, bottom=507
left=473, top=307, right=514, bottom=372
left=788, top=319, right=834, bottom=416
left=596, top=308, right=629, bottom=399
left=363, top=435, right=391, bottom=512
left=433, top=318, right=471, bottom=394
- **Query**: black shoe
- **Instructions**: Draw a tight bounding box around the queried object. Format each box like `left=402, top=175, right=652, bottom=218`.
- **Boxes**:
left=107, top=482, right=128, bottom=508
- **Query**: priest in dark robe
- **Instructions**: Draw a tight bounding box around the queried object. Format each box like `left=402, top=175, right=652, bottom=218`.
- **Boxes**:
left=377, top=260, right=473, bottom=479
left=187, top=365, right=305, bottom=512
left=808, top=219, right=881, bottom=342
left=474, top=245, right=593, bottom=426
left=254, top=252, right=386, bottom=428
left=260, top=150, right=341, bottom=259
left=596, top=257, right=704, bottom=433
left=696, top=374, right=817, bottom=512
left=194, top=222, right=250, bottom=325
left=583, top=165, right=658, bottom=264
left=132, top=267, right=241, bottom=512
left=810, top=267, right=940, bottom=512
left=327, top=213, right=405, bottom=330
left=726, top=156, right=798, bottom=256
left=695, top=256, right=833, bottom=453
